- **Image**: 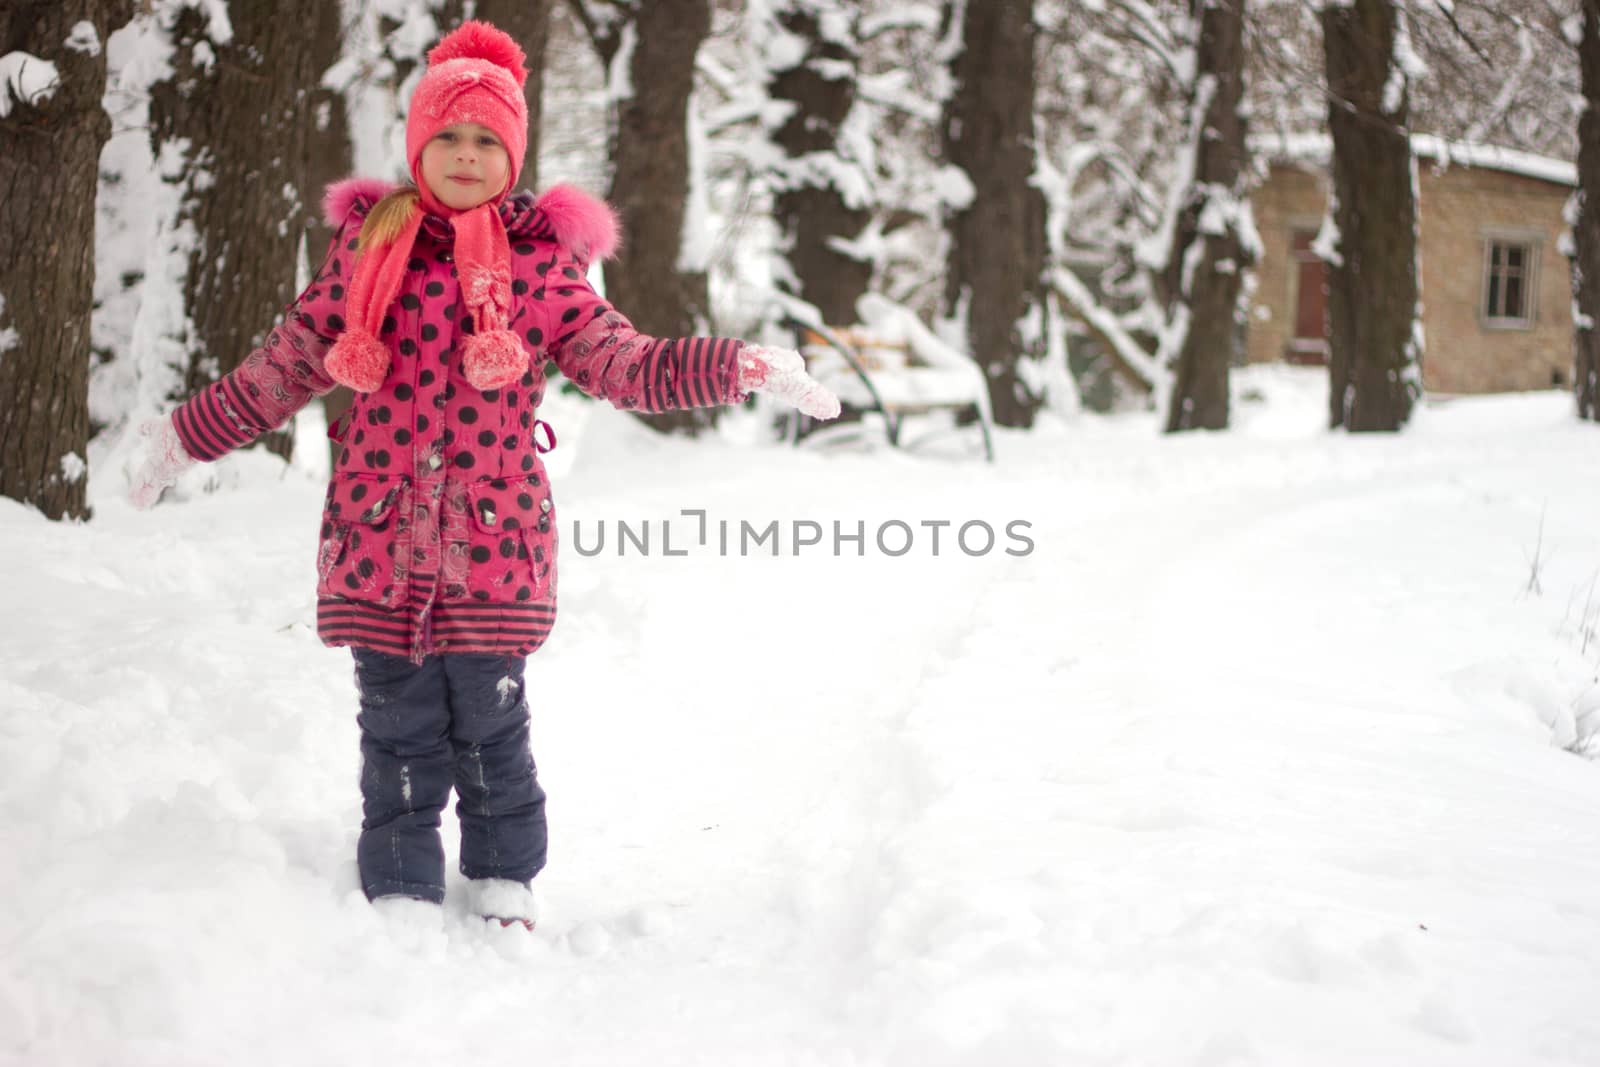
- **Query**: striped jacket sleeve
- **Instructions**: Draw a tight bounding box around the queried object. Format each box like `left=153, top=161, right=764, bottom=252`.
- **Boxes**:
left=170, top=215, right=361, bottom=462
left=537, top=253, right=748, bottom=414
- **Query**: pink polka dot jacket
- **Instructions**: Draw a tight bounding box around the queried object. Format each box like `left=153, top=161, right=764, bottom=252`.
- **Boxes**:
left=170, top=178, right=751, bottom=664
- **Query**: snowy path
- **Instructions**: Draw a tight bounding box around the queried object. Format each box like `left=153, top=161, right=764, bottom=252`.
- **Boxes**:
left=4, top=370, right=1599, bottom=1065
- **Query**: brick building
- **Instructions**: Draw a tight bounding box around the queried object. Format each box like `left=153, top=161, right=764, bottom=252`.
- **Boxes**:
left=1249, top=136, right=1576, bottom=394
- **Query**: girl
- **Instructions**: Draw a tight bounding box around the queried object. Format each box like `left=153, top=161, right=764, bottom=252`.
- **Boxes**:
left=129, top=21, right=840, bottom=931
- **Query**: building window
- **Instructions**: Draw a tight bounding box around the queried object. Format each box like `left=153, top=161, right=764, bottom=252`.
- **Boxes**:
left=1483, top=239, right=1537, bottom=328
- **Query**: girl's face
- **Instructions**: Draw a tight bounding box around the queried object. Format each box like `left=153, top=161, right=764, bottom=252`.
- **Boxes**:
left=419, top=122, right=511, bottom=211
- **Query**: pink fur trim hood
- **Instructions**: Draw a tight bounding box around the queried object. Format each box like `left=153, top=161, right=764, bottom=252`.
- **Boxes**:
left=320, top=177, right=621, bottom=262
left=528, top=183, right=621, bottom=262
left=321, top=177, right=392, bottom=228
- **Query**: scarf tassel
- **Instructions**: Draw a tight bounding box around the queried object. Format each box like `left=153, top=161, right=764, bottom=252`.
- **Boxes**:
left=462, top=328, right=530, bottom=391
left=325, top=328, right=392, bottom=394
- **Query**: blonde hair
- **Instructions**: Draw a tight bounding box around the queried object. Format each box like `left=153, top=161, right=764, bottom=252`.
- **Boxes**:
left=358, top=186, right=422, bottom=250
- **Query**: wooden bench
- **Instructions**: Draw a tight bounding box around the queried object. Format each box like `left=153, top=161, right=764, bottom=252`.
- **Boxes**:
left=777, top=295, right=995, bottom=462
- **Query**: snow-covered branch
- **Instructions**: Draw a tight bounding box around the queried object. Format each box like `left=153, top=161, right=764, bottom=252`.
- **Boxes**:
left=0, top=52, right=61, bottom=118
left=1049, top=266, right=1163, bottom=395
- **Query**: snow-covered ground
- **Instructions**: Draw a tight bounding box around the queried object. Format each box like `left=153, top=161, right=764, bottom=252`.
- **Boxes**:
left=4, top=366, right=1599, bottom=1066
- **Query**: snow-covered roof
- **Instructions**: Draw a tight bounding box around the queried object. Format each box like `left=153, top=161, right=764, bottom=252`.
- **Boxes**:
left=1254, top=131, right=1576, bottom=188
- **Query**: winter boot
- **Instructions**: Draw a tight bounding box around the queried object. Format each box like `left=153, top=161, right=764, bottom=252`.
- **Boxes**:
left=466, top=877, right=541, bottom=930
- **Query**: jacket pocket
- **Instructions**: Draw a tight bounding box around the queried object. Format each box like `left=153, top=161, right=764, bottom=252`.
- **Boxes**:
left=317, top=474, right=410, bottom=608
left=459, top=476, right=556, bottom=604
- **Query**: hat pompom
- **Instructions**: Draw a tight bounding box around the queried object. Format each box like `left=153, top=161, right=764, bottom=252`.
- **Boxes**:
left=325, top=329, right=391, bottom=393
left=462, top=329, right=529, bottom=391
left=428, top=21, right=528, bottom=87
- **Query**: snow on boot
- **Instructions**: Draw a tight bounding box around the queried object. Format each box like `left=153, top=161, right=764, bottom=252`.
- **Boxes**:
left=466, top=877, right=541, bottom=930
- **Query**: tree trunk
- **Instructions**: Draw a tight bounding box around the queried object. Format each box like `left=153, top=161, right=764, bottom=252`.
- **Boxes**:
left=1163, top=0, right=1254, bottom=433
left=567, top=0, right=714, bottom=435
left=603, top=0, right=714, bottom=436
left=941, top=0, right=1047, bottom=429
left=475, top=0, right=554, bottom=192
left=148, top=0, right=330, bottom=460
left=307, top=0, right=356, bottom=472
left=1321, top=0, right=1419, bottom=432
left=305, top=0, right=353, bottom=263
left=0, top=0, right=132, bottom=519
left=766, top=0, right=871, bottom=325
left=1573, top=0, right=1600, bottom=422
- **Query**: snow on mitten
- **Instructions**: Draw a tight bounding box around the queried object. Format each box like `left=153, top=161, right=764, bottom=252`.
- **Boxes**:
left=739, top=344, right=842, bottom=420
left=128, top=414, right=197, bottom=509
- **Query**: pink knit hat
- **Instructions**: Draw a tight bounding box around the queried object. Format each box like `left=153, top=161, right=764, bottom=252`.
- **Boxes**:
left=405, top=21, right=529, bottom=192
left=324, top=21, right=533, bottom=395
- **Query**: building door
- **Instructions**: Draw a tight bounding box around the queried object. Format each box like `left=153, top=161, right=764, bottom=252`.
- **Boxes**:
left=1287, top=229, right=1329, bottom=364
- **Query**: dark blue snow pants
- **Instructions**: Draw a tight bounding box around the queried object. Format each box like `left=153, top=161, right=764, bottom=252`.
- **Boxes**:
left=351, top=648, right=548, bottom=902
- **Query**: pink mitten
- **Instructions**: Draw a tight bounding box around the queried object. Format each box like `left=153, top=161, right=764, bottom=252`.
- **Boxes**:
left=739, top=344, right=841, bottom=420
left=129, top=415, right=197, bottom=509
